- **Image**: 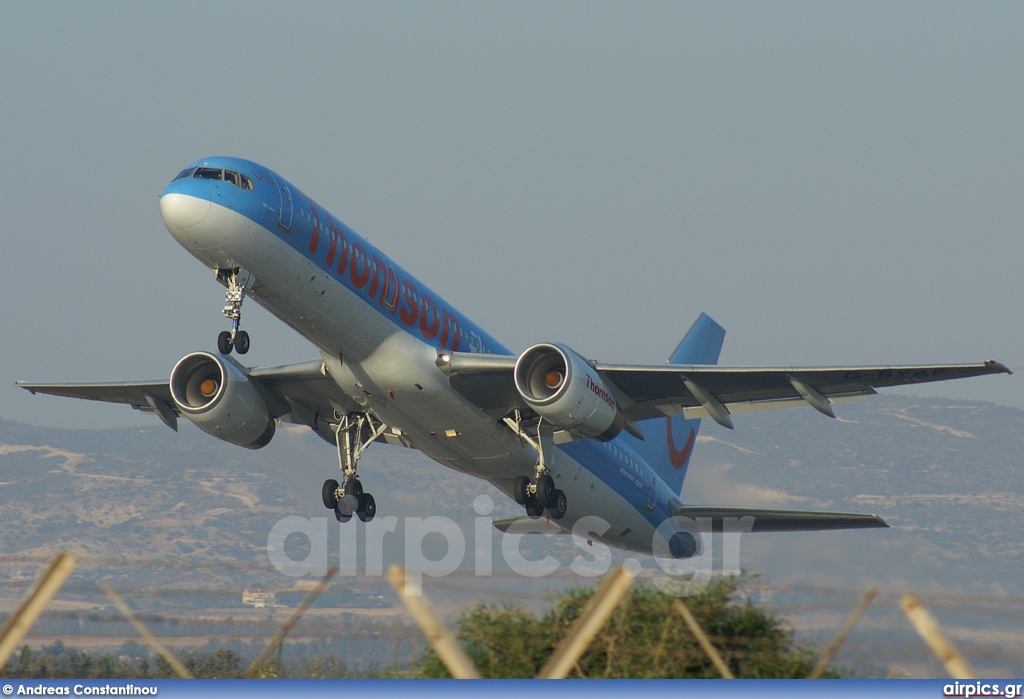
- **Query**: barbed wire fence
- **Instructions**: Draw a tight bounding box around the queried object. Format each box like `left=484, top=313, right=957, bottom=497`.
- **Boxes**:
left=0, top=551, right=1022, bottom=679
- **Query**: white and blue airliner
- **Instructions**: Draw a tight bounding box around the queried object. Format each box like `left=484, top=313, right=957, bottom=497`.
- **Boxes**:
left=17, top=157, right=1011, bottom=558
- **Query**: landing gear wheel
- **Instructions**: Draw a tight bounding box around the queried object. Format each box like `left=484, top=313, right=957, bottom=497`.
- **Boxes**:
left=234, top=330, right=250, bottom=355
left=513, top=476, right=530, bottom=505
left=525, top=499, right=544, bottom=519
left=549, top=489, right=568, bottom=520
left=356, top=493, right=376, bottom=522
left=217, top=331, right=233, bottom=355
left=324, top=412, right=388, bottom=526
left=334, top=499, right=353, bottom=523
left=537, top=474, right=556, bottom=508
left=322, top=479, right=340, bottom=509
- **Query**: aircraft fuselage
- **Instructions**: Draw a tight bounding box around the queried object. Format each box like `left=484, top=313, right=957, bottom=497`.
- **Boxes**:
left=159, top=157, right=679, bottom=555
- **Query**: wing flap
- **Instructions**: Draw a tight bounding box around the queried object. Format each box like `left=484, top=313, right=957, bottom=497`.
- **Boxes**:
left=670, top=504, right=888, bottom=532
left=601, top=361, right=1009, bottom=392
left=600, top=361, right=1010, bottom=424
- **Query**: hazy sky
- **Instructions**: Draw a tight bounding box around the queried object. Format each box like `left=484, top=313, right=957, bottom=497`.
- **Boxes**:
left=2, top=2, right=1021, bottom=429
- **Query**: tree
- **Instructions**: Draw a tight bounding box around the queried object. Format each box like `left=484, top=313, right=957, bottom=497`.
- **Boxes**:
left=183, top=648, right=243, bottom=678
left=416, top=578, right=836, bottom=678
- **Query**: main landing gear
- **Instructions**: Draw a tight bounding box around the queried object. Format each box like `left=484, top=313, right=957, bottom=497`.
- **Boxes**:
left=321, top=412, right=385, bottom=523
left=514, top=473, right=568, bottom=520
left=505, top=414, right=568, bottom=520
left=216, top=268, right=250, bottom=355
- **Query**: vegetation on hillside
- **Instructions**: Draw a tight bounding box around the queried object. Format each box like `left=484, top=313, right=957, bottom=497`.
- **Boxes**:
left=2, top=578, right=837, bottom=679
left=419, top=578, right=835, bottom=678
left=0, top=642, right=352, bottom=679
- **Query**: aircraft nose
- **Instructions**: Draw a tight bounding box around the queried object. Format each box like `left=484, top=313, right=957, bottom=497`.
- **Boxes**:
left=160, top=192, right=211, bottom=231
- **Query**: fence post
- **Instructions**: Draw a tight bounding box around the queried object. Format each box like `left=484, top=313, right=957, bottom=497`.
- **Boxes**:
left=900, top=594, right=976, bottom=679
left=0, top=552, right=75, bottom=668
left=244, top=565, right=338, bottom=678
left=387, top=564, right=480, bottom=679
left=537, top=565, right=635, bottom=679
left=673, top=599, right=734, bottom=679
left=808, top=587, right=878, bottom=679
left=102, top=585, right=193, bottom=679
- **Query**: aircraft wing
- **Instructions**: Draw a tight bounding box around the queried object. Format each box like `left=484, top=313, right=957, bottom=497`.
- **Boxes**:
left=669, top=505, right=887, bottom=532
left=14, top=360, right=377, bottom=442
left=445, top=353, right=1011, bottom=427
left=14, top=379, right=175, bottom=410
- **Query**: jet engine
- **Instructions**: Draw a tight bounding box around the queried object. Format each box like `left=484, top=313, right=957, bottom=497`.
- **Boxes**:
left=169, top=352, right=276, bottom=449
left=513, top=343, right=624, bottom=441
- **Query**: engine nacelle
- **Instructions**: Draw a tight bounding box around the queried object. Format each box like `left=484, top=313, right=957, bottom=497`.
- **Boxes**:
left=169, top=352, right=276, bottom=449
left=514, top=343, right=624, bottom=441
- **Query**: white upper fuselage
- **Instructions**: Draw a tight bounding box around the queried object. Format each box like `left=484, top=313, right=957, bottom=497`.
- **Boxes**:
left=159, top=157, right=684, bottom=555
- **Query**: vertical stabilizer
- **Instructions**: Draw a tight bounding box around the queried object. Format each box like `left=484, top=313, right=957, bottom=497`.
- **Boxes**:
left=625, top=313, right=725, bottom=496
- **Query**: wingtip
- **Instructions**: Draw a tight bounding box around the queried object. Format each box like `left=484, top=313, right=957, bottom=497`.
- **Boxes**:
left=987, top=360, right=1012, bottom=375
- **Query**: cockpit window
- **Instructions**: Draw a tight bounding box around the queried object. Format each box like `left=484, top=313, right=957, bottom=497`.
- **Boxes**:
left=183, top=167, right=254, bottom=190
left=185, top=167, right=254, bottom=190
left=193, top=167, right=223, bottom=181
left=173, top=167, right=195, bottom=181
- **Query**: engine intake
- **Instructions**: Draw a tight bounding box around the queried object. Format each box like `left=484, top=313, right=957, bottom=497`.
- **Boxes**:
left=514, top=343, right=624, bottom=441
left=169, top=352, right=276, bottom=449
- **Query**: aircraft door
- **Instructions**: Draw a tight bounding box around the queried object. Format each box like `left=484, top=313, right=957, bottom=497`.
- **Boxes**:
left=277, top=181, right=293, bottom=232
left=646, top=471, right=658, bottom=512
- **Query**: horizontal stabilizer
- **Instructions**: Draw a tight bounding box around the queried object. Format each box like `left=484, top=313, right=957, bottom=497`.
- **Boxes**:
left=492, top=517, right=570, bottom=534
left=669, top=504, right=888, bottom=532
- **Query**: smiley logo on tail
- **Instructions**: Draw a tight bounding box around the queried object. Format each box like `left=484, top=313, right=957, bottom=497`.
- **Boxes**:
left=666, top=419, right=696, bottom=469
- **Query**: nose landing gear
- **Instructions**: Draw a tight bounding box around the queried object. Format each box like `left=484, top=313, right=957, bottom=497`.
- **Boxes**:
left=215, top=268, right=251, bottom=355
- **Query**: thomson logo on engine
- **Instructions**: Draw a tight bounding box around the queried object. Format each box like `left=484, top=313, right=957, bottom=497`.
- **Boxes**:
left=586, top=373, right=616, bottom=410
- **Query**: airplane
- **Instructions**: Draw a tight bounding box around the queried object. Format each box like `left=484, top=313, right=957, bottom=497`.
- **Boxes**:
left=16, top=157, right=1011, bottom=559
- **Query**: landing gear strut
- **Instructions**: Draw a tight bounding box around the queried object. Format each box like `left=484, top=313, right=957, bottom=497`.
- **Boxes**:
left=216, top=268, right=250, bottom=355
left=505, top=413, right=568, bottom=520
left=321, top=412, right=385, bottom=523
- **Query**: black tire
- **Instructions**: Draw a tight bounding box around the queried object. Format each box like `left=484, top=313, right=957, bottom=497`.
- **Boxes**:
left=217, top=331, right=233, bottom=355
left=549, top=489, right=568, bottom=520
left=525, top=500, right=544, bottom=518
left=357, top=493, right=376, bottom=522
left=537, top=474, right=556, bottom=508
left=322, top=479, right=340, bottom=509
left=513, top=475, right=530, bottom=505
left=235, top=330, right=250, bottom=354
left=347, top=478, right=363, bottom=499
left=335, top=492, right=355, bottom=521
